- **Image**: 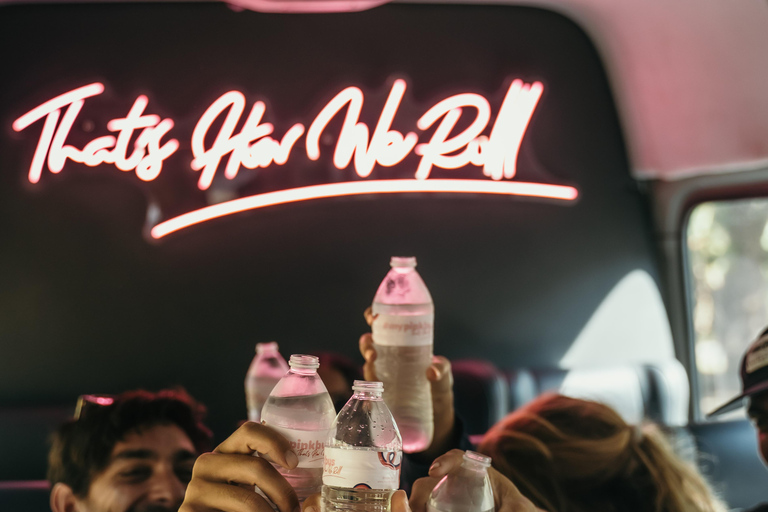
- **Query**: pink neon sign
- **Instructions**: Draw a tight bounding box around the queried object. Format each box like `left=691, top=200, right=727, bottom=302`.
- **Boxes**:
left=12, top=84, right=179, bottom=184
left=12, top=79, right=578, bottom=238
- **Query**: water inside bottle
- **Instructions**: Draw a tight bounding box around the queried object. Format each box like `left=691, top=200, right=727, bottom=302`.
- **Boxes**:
left=371, top=301, right=434, bottom=453
left=322, top=483, right=395, bottom=512
left=373, top=343, right=433, bottom=452
left=262, top=392, right=336, bottom=425
left=262, top=392, right=335, bottom=501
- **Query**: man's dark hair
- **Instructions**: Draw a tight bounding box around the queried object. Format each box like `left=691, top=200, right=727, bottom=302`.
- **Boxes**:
left=47, top=388, right=213, bottom=497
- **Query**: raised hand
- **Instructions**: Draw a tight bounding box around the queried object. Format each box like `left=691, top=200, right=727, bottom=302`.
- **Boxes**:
left=180, top=421, right=300, bottom=512
left=360, top=307, right=456, bottom=461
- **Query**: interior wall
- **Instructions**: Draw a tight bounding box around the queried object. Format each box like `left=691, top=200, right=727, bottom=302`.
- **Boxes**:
left=0, top=2, right=659, bottom=444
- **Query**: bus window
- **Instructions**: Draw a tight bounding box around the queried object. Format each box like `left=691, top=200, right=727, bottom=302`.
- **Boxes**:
left=687, top=199, right=768, bottom=417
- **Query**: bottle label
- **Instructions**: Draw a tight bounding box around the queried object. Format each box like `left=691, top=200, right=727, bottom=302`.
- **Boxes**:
left=371, top=313, right=434, bottom=346
left=322, top=447, right=401, bottom=490
left=266, top=425, right=329, bottom=468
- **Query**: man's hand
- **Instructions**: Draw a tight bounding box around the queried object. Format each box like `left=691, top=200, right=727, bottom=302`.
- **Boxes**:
left=361, top=307, right=456, bottom=462
left=180, top=421, right=413, bottom=512
left=409, top=450, right=542, bottom=512
left=180, top=422, right=301, bottom=512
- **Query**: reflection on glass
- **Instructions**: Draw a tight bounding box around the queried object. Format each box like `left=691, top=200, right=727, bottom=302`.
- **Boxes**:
left=687, top=199, right=768, bottom=418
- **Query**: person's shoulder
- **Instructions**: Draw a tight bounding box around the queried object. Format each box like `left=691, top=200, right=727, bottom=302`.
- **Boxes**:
left=745, top=504, right=768, bottom=512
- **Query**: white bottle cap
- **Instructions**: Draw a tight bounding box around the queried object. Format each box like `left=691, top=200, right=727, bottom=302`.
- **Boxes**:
left=390, top=256, right=416, bottom=268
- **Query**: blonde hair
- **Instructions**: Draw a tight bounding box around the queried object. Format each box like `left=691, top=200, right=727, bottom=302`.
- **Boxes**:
left=477, top=393, right=726, bottom=512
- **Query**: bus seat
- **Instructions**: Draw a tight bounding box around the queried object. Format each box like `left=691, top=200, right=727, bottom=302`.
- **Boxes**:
left=688, top=419, right=768, bottom=509
left=504, top=360, right=690, bottom=427
left=642, top=359, right=689, bottom=426
left=0, top=405, right=72, bottom=481
left=505, top=368, right=537, bottom=412
left=558, top=366, right=651, bottom=425
left=0, top=480, right=50, bottom=512
left=451, top=359, right=509, bottom=441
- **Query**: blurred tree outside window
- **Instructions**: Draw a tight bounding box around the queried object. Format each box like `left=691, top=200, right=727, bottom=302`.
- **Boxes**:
left=687, top=199, right=768, bottom=418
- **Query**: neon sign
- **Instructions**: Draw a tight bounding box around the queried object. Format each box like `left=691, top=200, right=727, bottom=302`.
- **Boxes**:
left=12, top=79, right=578, bottom=239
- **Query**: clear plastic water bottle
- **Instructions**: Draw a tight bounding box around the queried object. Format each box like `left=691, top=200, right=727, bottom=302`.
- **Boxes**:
left=245, top=341, right=289, bottom=422
left=261, top=354, right=336, bottom=501
left=427, top=451, right=495, bottom=512
left=371, top=256, right=434, bottom=453
left=322, top=380, right=402, bottom=512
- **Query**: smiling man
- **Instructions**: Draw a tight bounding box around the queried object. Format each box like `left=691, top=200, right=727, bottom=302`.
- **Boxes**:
left=47, top=389, right=212, bottom=512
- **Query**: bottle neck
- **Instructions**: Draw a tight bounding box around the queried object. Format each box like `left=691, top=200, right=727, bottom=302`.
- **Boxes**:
left=256, top=341, right=280, bottom=355
left=352, top=390, right=383, bottom=400
left=460, top=451, right=492, bottom=473
left=289, top=366, right=318, bottom=376
left=460, top=460, right=490, bottom=474
left=351, top=380, right=384, bottom=399
left=288, top=354, right=319, bottom=374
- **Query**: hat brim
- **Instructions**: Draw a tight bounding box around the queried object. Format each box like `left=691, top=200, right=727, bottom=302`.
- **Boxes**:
left=707, top=380, right=768, bottom=417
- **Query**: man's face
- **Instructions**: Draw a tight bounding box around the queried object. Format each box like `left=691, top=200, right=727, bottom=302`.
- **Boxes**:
left=76, top=423, right=197, bottom=512
left=748, top=392, right=768, bottom=464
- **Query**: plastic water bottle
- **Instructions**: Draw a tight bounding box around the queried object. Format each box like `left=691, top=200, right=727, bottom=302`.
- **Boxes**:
left=322, top=380, right=402, bottom=512
left=245, top=342, right=289, bottom=422
left=371, top=256, right=434, bottom=453
left=427, top=451, right=495, bottom=512
left=261, top=354, right=336, bottom=501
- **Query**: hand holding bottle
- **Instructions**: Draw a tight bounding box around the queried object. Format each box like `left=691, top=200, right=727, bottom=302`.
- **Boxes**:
left=361, top=308, right=456, bottom=462
left=322, top=380, right=402, bottom=512
left=179, top=420, right=413, bottom=512
left=261, top=354, right=336, bottom=501
left=369, top=256, right=435, bottom=453
left=409, top=450, right=543, bottom=512
left=179, top=421, right=301, bottom=512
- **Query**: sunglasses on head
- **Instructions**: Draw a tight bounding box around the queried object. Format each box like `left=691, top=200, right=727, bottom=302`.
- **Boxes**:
left=74, top=394, right=115, bottom=420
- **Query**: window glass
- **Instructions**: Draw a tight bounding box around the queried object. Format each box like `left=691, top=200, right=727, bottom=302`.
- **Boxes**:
left=687, top=199, right=768, bottom=417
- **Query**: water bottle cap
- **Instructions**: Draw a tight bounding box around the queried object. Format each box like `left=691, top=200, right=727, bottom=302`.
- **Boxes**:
left=352, top=380, right=384, bottom=392
left=463, top=450, right=492, bottom=468
left=288, top=354, right=320, bottom=369
left=390, top=256, right=417, bottom=268
left=256, top=341, right=279, bottom=354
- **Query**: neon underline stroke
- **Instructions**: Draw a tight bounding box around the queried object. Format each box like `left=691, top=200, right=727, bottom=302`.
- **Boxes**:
left=150, top=179, right=578, bottom=239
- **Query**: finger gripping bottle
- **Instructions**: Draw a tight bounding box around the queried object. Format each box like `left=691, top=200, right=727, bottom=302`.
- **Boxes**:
left=261, top=354, right=336, bottom=501
left=371, top=256, right=434, bottom=453
left=322, top=380, right=402, bottom=512
left=427, top=451, right=495, bottom=512
left=245, top=341, right=289, bottom=422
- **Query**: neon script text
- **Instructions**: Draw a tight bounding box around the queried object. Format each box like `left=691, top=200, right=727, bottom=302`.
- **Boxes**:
left=13, top=79, right=543, bottom=189
left=12, top=84, right=179, bottom=184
